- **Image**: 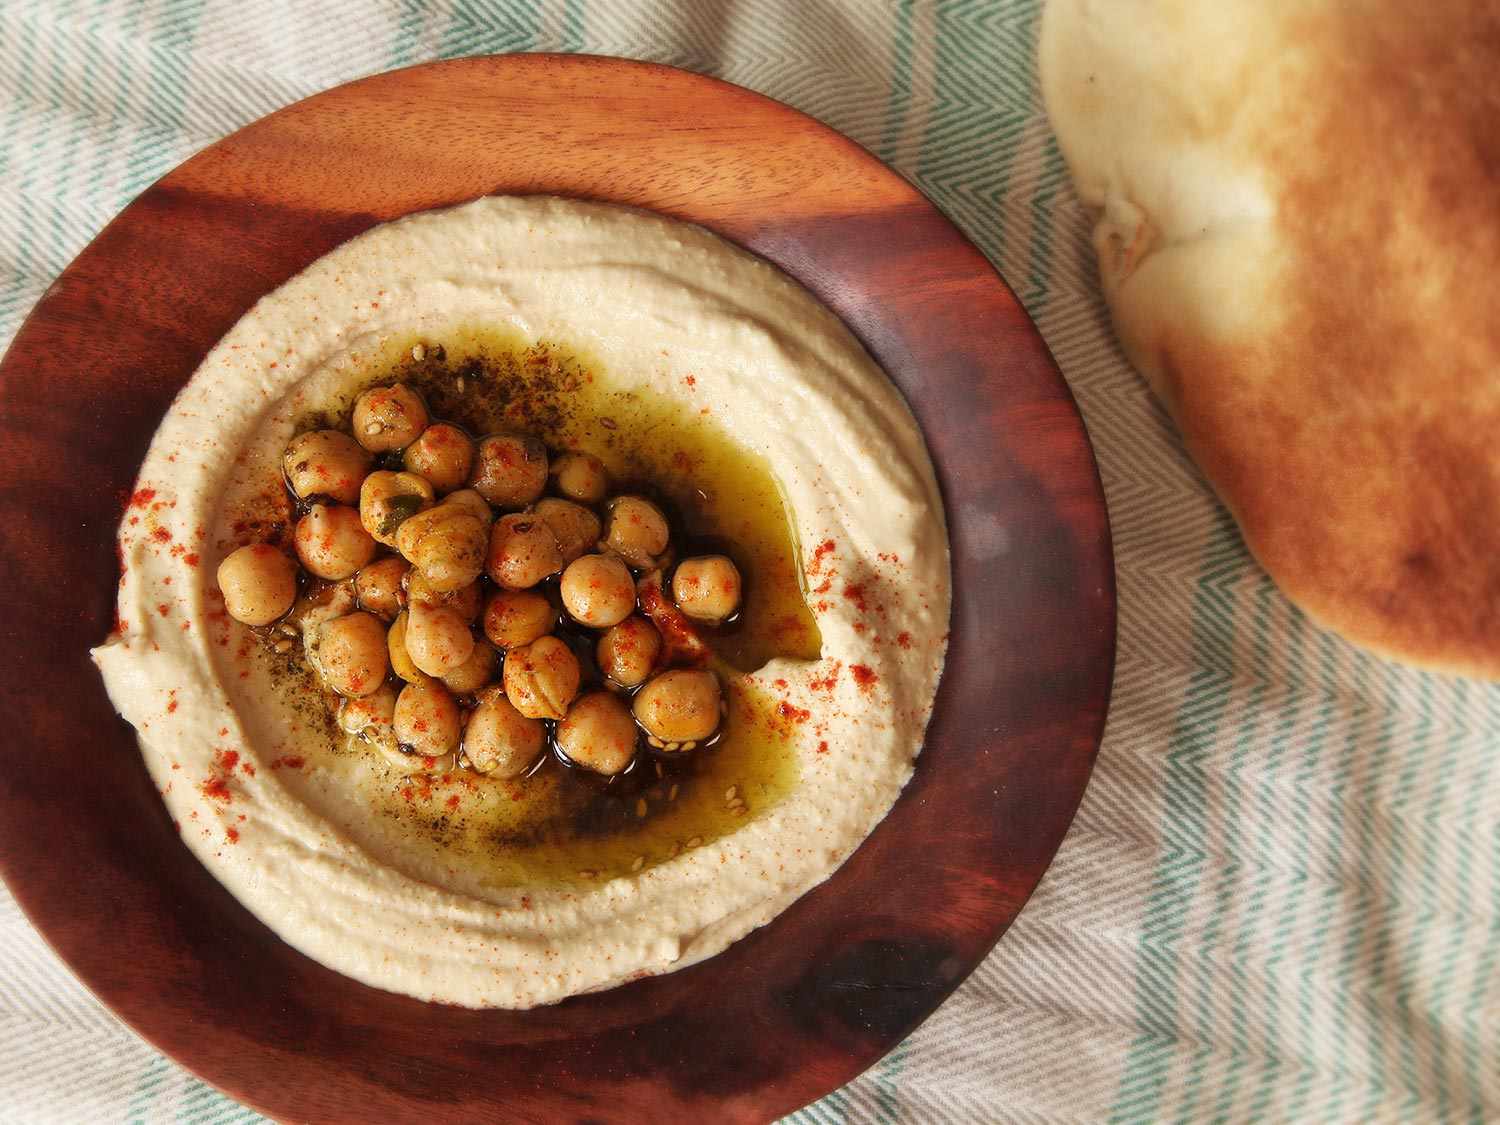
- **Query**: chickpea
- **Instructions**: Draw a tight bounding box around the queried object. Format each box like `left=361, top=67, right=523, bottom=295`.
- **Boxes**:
left=354, top=556, right=409, bottom=621
left=393, top=679, right=462, bottom=757
left=403, top=601, right=475, bottom=677
left=441, top=638, right=497, bottom=695
left=438, top=488, right=493, bottom=524
left=382, top=742, right=454, bottom=776
left=671, top=555, right=743, bottom=624
left=402, top=422, right=474, bottom=493
left=560, top=554, right=636, bottom=629
left=463, top=689, right=545, bottom=778
left=337, top=682, right=397, bottom=739
left=406, top=571, right=482, bottom=621
left=486, top=513, right=564, bottom=590
left=217, top=544, right=298, bottom=626
left=338, top=685, right=418, bottom=771
left=632, top=669, right=723, bottom=749
left=548, top=450, right=608, bottom=504
left=289, top=578, right=360, bottom=637
left=395, top=503, right=488, bottom=593
left=469, top=433, right=548, bottom=509
left=503, top=635, right=581, bottom=720
left=386, top=611, right=430, bottom=684
left=596, top=615, right=662, bottom=688
left=635, top=569, right=711, bottom=667
left=316, top=612, right=391, bottom=698
left=352, top=383, right=429, bottom=452
left=293, top=503, right=377, bottom=581
left=601, top=495, right=670, bottom=569
left=359, top=470, right=435, bottom=548
left=534, top=497, right=602, bottom=565
left=482, top=589, right=555, bottom=650
left=556, top=692, right=638, bottom=776
left=283, top=429, right=372, bottom=505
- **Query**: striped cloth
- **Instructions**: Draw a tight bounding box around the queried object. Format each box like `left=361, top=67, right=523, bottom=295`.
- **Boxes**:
left=2, top=2, right=1496, bottom=1121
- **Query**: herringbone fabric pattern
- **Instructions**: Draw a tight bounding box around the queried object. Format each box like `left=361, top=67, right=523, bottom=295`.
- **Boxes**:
left=1, top=2, right=1495, bottom=1122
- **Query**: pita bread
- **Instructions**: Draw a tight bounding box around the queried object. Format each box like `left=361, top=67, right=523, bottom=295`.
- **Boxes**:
left=1040, top=0, right=1500, bottom=677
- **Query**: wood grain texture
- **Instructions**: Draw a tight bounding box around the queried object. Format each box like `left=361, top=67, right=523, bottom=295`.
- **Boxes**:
left=0, top=56, right=1114, bottom=1123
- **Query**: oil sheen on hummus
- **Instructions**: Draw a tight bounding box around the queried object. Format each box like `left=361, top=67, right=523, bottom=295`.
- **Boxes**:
left=92, top=197, right=950, bottom=1009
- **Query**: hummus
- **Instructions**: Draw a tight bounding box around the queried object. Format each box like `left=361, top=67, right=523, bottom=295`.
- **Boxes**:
left=92, top=196, right=950, bottom=1009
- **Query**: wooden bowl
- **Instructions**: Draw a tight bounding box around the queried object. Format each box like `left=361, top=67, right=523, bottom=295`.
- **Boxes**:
left=0, top=55, right=1113, bottom=1122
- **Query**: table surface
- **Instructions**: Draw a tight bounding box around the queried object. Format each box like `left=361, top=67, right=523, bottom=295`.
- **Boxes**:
left=1, top=2, right=1495, bottom=1122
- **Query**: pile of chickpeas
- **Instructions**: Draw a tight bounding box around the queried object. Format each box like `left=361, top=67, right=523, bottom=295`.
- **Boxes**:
left=215, top=381, right=744, bottom=781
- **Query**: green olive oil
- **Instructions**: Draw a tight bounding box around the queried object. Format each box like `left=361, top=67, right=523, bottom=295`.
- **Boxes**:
left=278, top=326, right=821, bottom=887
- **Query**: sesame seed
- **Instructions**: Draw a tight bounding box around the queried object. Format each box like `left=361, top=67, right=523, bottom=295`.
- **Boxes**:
left=411, top=344, right=426, bottom=361
left=272, top=638, right=294, bottom=653
left=364, top=422, right=382, bottom=436
left=668, top=784, right=680, bottom=801
left=724, top=785, right=738, bottom=802
left=630, top=855, right=645, bottom=872
left=686, top=836, right=703, bottom=848
left=635, top=798, right=647, bottom=818
left=455, top=376, right=466, bottom=394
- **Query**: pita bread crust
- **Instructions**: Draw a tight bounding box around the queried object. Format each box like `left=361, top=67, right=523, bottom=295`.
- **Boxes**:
left=1042, top=0, right=1500, bottom=677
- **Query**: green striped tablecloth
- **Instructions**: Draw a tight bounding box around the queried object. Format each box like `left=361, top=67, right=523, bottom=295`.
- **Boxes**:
left=2, top=2, right=1495, bottom=1121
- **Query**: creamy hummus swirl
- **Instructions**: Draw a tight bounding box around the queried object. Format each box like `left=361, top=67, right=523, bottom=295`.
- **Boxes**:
left=93, top=196, right=949, bottom=1008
